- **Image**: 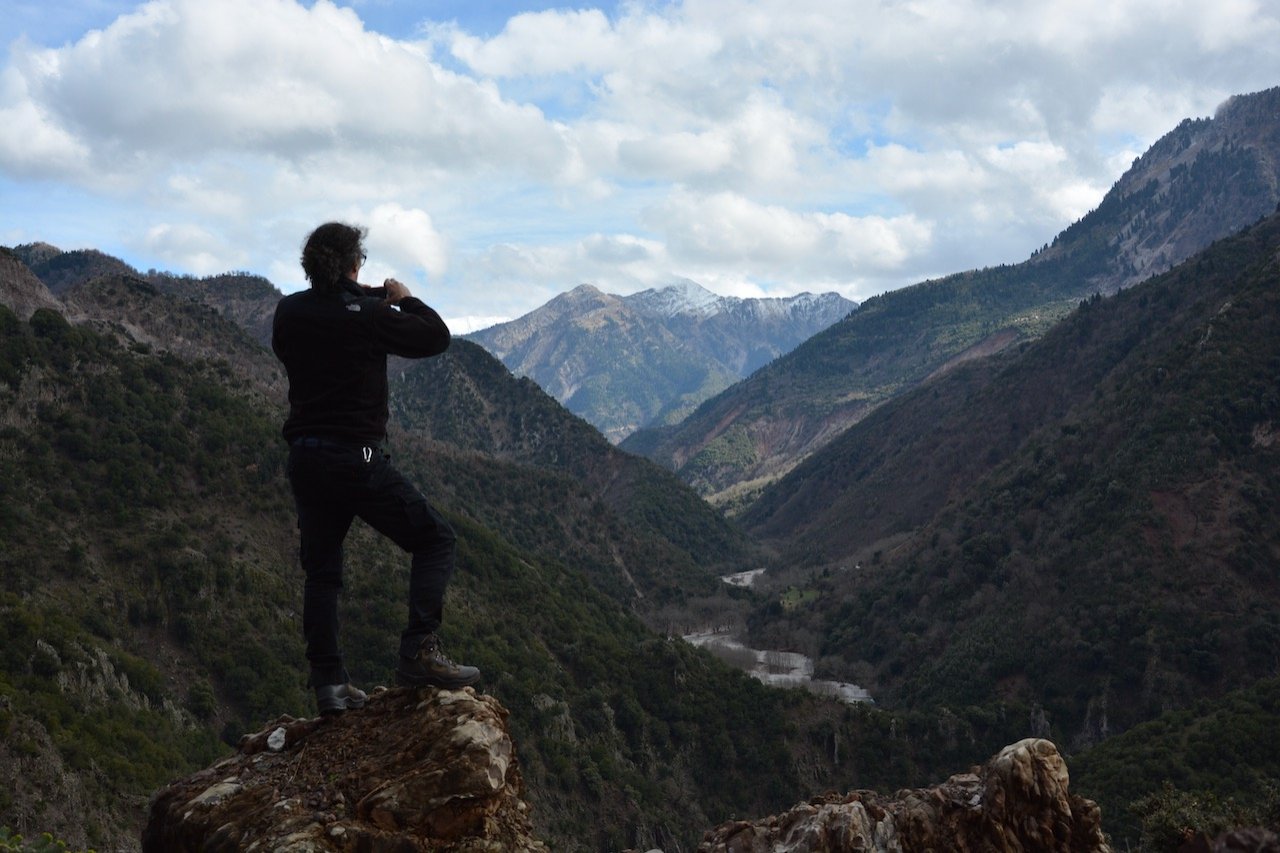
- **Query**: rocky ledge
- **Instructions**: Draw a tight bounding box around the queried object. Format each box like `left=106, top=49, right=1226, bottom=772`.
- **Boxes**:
left=145, top=688, right=1112, bottom=853
left=697, top=738, right=1110, bottom=853
left=141, top=686, right=546, bottom=852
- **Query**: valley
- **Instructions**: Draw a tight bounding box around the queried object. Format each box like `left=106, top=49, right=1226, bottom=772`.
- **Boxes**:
left=678, top=567, right=874, bottom=704
left=2, top=85, right=1279, bottom=852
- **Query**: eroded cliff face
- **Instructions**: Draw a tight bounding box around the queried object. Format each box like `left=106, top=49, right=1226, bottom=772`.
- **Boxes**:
left=142, top=686, right=546, bottom=852
left=696, top=739, right=1110, bottom=853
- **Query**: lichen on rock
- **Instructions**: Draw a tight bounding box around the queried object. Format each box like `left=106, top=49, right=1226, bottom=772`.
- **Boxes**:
left=696, top=738, right=1111, bottom=853
left=141, top=686, right=547, bottom=852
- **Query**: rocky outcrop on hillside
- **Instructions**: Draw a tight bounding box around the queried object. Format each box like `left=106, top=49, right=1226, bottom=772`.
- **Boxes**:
left=145, top=696, right=1108, bottom=853
left=65, top=274, right=286, bottom=394
left=1096, top=86, right=1280, bottom=292
left=697, top=739, right=1110, bottom=853
left=142, top=687, right=546, bottom=852
left=0, top=249, right=61, bottom=319
left=150, top=272, right=282, bottom=348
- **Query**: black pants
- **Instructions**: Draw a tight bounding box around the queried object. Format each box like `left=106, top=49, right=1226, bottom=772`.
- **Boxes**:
left=286, top=438, right=456, bottom=687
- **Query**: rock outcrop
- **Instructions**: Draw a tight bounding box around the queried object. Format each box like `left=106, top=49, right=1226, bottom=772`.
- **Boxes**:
left=0, top=250, right=61, bottom=320
left=142, top=686, right=546, bottom=852
left=697, top=738, right=1110, bottom=853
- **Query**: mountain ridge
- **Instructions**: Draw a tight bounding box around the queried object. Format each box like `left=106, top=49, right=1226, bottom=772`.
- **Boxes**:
left=467, top=279, right=855, bottom=443
left=0, top=268, right=1048, bottom=850
left=623, top=85, right=1280, bottom=509
left=743, top=208, right=1280, bottom=752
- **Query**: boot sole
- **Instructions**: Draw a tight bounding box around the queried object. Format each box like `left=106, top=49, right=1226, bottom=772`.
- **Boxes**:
left=315, top=689, right=368, bottom=715
left=317, top=698, right=367, bottom=714
left=394, top=670, right=480, bottom=689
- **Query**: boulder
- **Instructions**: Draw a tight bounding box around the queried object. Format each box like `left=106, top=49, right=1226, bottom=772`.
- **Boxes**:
left=142, top=686, right=546, bottom=852
left=697, top=738, right=1110, bottom=853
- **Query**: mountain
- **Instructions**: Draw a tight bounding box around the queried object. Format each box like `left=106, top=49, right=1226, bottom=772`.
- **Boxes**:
left=148, top=271, right=281, bottom=348
left=10, top=109, right=1280, bottom=843
left=67, top=273, right=288, bottom=397
left=466, top=280, right=855, bottom=443
left=622, top=86, right=1280, bottom=508
left=12, top=243, right=137, bottom=295
left=0, top=246, right=1025, bottom=852
left=385, top=338, right=759, bottom=607
left=735, top=210, right=1280, bottom=844
left=1072, top=675, right=1280, bottom=847
left=12, top=242, right=278, bottom=346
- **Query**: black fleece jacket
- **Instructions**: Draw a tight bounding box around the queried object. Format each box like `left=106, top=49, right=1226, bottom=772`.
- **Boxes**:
left=272, top=278, right=450, bottom=445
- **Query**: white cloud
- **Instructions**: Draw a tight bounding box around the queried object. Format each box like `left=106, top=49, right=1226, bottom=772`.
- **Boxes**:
left=448, top=314, right=512, bottom=334
left=450, top=9, right=619, bottom=77
left=0, top=57, right=92, bottom=179
left=1091, top=84, right=1203, bottom=141
left=143, top=222, right=238, bottom=275
left=649, top=190, right=933, bottom=281
left=602, top=92, right=822, bottom=189
left=1, top=0, right=573, bottom=181
left=453, top=233, right=666, bottom=298
left=165, top=171, right=246, bottom=218
left=1, top=0, right=1278, bottom=320
left=865, top=144, right=988, bottom=197
left=363, top=203, right=449, bottom=279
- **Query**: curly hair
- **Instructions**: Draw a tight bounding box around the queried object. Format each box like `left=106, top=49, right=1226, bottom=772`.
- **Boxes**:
left=300, top=222, right=366, bottom=292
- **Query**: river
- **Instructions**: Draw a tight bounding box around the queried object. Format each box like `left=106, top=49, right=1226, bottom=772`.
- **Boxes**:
left=681, top=569, right=873, bottom=704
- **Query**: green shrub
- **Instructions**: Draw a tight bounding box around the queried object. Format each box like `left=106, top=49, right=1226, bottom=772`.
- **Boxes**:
left=0, top=827, right=94, bottom=853
left=1131, top=781, right=1280, bottom=852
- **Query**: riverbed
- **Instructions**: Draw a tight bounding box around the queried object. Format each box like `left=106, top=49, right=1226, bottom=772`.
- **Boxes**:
left=682, top=629, right=873, bottom=704
left=679, top=568, right=873, bottom=703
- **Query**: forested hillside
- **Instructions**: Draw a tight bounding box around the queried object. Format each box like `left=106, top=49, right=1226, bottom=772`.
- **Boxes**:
left=0, top=251, right=1027, bottom=852
left=387, top=337, right=758, bottom=606
left=739, top=211, right=1280, bottom=847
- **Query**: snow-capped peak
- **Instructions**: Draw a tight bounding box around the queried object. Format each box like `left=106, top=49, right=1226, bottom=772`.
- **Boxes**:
left=624, top=278, right=729, bottom=318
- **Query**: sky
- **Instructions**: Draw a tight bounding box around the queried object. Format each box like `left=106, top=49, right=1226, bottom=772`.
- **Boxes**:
left=1, top=1, right=1277, bottom=331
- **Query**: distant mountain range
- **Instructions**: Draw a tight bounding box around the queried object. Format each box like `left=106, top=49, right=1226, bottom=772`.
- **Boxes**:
left=622, top=85, right=1280, bottom=510
left=465, top=280, right=855, bottom=443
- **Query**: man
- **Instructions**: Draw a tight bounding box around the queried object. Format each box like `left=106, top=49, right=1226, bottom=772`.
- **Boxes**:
left=272, top=221, right=479, bottom=715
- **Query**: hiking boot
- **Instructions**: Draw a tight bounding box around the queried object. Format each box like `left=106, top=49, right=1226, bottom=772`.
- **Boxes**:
left=315, top=682, right=368, bottom=715
left=395, top=634, right=480, bottom=689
